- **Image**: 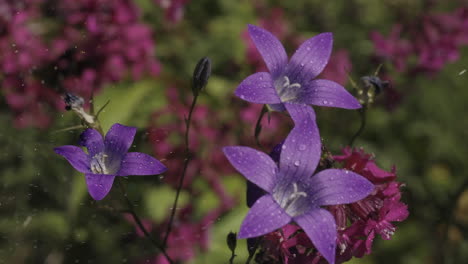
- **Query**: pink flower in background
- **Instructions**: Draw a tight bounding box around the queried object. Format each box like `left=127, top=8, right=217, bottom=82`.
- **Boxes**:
left=370, top=24, right=412, bottom=72
left=154, top=0, right=190, bottom=24
left=0, top=0, right=161, bottom=128
left=371, top=7, right=468, bottom=75
left=319, top=49, right=353, bottom=86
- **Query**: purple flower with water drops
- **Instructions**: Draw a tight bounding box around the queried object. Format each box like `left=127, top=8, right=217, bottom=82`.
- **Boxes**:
left=236, top=24, right=361, bottom=114
left=223, top=105, right=373, bottom=264
left=54, top=123, right=167, bottom=200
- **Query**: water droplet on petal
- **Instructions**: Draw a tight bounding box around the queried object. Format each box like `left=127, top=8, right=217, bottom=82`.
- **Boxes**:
left=294, top=161, right=300, bottom=166
left=299, top=144, right=306, bottom=151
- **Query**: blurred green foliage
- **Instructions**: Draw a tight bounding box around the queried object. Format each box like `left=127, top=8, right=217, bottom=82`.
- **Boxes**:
left=1, top=0, right=467, bottom=263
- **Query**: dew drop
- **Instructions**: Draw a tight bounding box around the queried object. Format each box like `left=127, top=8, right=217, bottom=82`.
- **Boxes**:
left=294, top=160, right=300, bottom=166
left=298, top=144, right=306, bottom=151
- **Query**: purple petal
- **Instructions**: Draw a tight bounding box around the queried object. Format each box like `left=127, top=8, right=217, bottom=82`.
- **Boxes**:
left=104, top=123, right=136, bottom=161
left=294, top=208, right=337, bottom=264
left=279, top=104, right=321, bottom=180
left=117, top=152, right=167, bottom=176
left=85, top=173, right=116, bottom=200
left=223, top=146, right=277, bottom=193
left=297, top=79, right=361, bottom=109
left=238, top=194, right=291, bottom=238
left=54, top=146, right=90, bottom=173
left=247, top=24, right=288, bottom=79
left=307, top=169, right=374, bottom=206
left=285, top=33, right=333, bottom=84
left=284, top=102, right=316, bottom=123
left=235, top=72, right=281, bottom=104
left=79, top=129, right=104, bottom=157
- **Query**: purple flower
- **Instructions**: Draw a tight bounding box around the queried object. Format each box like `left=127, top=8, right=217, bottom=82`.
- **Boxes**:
left=223, top=105, right=373, bottom=264
left=54, top=123, right=167, bottom=200
left=236, top=25, right=361, bottom=114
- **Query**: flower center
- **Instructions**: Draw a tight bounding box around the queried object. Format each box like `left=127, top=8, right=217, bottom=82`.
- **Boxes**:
left=90, top=152, right=111, bottom=174
left=276, top=76, right=302, bottom=102
left=273, top=182, right=309, bottom=217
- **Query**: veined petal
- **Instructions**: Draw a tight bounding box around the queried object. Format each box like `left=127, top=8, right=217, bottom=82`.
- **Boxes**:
left=54, top=145, right=90, bottom=173
left=104, top=123, right=136, bottom=161
left=117, top=152, right=167, bottom=176
left=284, top=102, right=316, bottom=123
left=307, top=169, right=374, bottom=206
left=285, top=33, right=333, bottom=84
left=248, top=24, right=288, bottom=79
left=223, top=146, right=277, bottom=193
left=294, top=208, right=337, bottom=264
left=238, top=194, right=291, bottom=238
left=79, top=128, right=104, bottom=157
left=279, top=104, right=321, bottom=180
left=235, top=72, right=281, bottom=104
left=297, top=79, right=361, bottom=109
left=85, top=173, right=116, bottom=200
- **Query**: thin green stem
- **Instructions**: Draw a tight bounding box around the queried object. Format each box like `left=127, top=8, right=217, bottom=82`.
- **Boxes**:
left=163, top=94, right=199, bottom=247
left=117, top=179, right=174, bottom=264
left=349, top=106, right=367, bottom=146
left=254, top=105, right=268, bottom=149
left=229, top=251, right=236, bottom=264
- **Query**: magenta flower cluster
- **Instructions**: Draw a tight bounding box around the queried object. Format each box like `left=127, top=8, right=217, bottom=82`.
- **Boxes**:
left=0, top=0, right=160, bottom=128
left=371, top=7, right=468, bottom=75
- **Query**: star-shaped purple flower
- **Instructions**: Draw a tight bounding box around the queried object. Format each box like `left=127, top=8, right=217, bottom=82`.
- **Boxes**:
left=54, top=123, right=167, bottom=200
left=236, top=24, right=361, bottom=113
left=223, top=105, right=373, bottom=264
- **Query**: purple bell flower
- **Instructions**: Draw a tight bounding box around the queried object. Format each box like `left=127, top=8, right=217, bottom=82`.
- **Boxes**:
left=223, top=105, right=373, bottom=264
left=55, top=123, right=167, bottom=200
left=236, top=25, right=361, bottom=115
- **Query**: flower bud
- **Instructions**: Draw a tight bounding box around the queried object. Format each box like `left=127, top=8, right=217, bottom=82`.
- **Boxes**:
left=192, top=57, right=212, bottom=96
left=226, top=231, right=237, bottom=252
left=361, top=76, right=389, bottom=95
left=64, top=93, right=84, bottom=111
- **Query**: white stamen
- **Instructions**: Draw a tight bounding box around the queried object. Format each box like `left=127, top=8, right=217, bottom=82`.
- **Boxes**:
left=90, top=153, right=109, bottom=174
left=282, top=183, right=308, bottom=213
left=277, top=76, right=302, bottom=102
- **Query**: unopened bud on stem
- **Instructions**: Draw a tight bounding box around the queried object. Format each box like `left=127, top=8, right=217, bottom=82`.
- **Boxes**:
left=192, top=57, right=212, bottom=96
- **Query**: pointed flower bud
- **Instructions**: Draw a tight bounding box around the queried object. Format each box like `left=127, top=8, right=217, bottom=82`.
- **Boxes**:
left=226, top=231, right=237, bottom=252
left=192, top=57, right=212, bottom=96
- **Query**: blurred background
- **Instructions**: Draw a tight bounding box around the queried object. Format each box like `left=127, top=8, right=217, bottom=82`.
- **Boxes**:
left=1, top=0, right=468, bottom=263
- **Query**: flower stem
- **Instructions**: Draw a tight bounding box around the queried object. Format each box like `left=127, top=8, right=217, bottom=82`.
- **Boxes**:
left=163, top=94, right=199, bottom=247
left=349, top=105, right=367, bottom=146
left=117, top=178, right=173, bottom=264
left=254, top=105, right=268, bottom=149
